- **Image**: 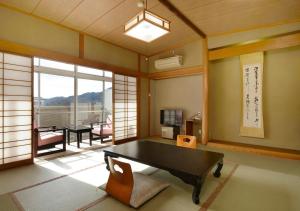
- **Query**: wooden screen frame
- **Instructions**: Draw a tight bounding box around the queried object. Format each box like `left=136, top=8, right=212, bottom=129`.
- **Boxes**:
left=113, top=74, right=138, bottom=144
left=0, top=51, right=34, bottom=171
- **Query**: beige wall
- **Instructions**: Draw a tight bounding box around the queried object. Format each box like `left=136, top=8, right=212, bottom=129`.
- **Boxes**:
left=0, top=5, right=139, bottom=71
left=148, top=40, right=203, bottom=73
left=0, top=6, right=79, bottom=56
left=150, top=75, right=203, bottom=136
left=209, top=46, right=300, bottom=150
left=148, top=39, right=204, bottom=137
left=84, top=36, right=138, bottom=71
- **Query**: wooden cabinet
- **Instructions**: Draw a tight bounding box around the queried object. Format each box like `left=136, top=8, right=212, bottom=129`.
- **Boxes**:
left=185, top=120, right=201, bottom=142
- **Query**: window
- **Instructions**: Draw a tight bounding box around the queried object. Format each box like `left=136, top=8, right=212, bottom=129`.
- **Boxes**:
left=37, top=58, right=74, bottom=72
left=114, top=74, right=137, bottom=141
left=77, top=78, right=103, bottom=125
left=38, top=74, right=74, bottom=128
left=78, top=66, right=103, bottom=76
left=34, top=58, right=112, bottom=132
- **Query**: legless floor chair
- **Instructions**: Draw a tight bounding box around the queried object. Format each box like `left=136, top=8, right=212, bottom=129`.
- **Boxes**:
left=105, top=157, right=169, bottom=208
left=177, top=135, right=197, bottom=149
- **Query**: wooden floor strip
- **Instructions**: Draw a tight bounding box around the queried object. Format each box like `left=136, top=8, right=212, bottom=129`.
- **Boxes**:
left=208, top=140, right=300, bottom=160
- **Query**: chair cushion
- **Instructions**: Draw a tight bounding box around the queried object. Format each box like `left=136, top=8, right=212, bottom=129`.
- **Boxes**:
left=38, top=132, right=63, bottom=147
left=92, top=127, right=112, bottom=136
left=101, top=172, right=169, bottom=208
left=129, top=172, right=169, bottom=208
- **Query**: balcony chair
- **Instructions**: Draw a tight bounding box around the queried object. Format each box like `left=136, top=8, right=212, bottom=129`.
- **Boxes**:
left=34, top=126, right=67, bottom=157
left=105, top=156, right=169, bottom=208
left=90, top=115, right=112, bottom=143
left=177, top=135, right=197, bottom=149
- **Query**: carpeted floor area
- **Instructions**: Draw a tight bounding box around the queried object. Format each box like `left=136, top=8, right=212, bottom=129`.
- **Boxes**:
left=0, top=138, right=300, bottom=211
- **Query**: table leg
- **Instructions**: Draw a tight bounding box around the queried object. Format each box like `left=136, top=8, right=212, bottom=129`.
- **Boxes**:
left=67, top=130, right=70, bottom=145
left=80, top=133, right=82, bottom=143
left=89, top=131, right=92, bottom=146
left=192, top=178, right=203, bottom=204
left=168, top=169, right=205, bottom=205
left=104, top=153, right=109, bottom=171
left=213, top=159, right=223, bottom=178
left=77, top=132, right=80, bottom=148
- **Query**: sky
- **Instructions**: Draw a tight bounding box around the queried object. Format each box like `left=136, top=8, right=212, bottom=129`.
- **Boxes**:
left=34, top=73, right=112, bottom=98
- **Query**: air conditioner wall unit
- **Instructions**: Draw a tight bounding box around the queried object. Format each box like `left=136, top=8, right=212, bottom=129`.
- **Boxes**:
left=154, top=55, right=183, bottom=70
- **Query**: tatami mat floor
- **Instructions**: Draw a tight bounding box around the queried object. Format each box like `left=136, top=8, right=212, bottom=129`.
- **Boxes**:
left=0, top=138, right=300, bottom=211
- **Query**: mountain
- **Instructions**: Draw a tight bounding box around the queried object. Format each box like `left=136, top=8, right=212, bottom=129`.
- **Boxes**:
left=43, top=89, right=110, bottom=106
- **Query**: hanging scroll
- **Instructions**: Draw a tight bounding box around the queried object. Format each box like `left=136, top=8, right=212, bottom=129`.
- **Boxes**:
left=240, top=52, right=264, bottom=138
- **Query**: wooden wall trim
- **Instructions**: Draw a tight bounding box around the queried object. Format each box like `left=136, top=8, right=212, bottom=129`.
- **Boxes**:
left=209, top=31, right=300, bottom=60
left=201, top=39, right=209, bottom=145
left=0, top=158, right=33, bottom=171
left=208, top=140, right=300, bottom=160
left=0, top=39, right=139, bottom=76
left=148, top=65, right=204, bottom=80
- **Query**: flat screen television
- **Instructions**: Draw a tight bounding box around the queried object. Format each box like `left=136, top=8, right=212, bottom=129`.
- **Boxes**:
left=160, top=109, right=183, bottom=126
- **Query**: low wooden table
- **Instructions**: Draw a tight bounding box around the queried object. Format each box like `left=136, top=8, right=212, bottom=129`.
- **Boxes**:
left=103, top=140, right=224, bottom=204
left=67, top=126, right=92, bottom=148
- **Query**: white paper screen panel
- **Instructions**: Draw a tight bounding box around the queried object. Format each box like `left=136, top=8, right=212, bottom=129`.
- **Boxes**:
left=0, top=52, right=2, bottom=165
left=113, top=74, right=137, bottom=141
left=1, top=52, right=32, bottom=166
left=4, top=69, right=31, bottom=81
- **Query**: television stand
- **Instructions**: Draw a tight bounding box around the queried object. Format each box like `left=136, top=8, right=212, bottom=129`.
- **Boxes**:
left=161, top=126, right=180, bottom=140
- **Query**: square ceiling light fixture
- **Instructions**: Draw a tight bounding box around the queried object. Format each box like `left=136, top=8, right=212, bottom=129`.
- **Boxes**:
left=124, top=10, right=170, bottom=43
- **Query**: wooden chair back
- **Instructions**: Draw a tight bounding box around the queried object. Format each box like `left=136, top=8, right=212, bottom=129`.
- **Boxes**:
left=177, top=135, right=197, bottom=149
left=106, top=157, right=134, bottom=205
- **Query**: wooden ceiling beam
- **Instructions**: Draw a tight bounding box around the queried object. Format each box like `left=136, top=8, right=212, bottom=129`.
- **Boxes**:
left=158, top=0, right=206, bottom=38
left=209, top=31, right=300, bottom=60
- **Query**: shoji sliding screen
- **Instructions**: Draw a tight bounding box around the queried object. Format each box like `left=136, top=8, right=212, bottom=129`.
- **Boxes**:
left=113, top=74, right=137, bottom=143
left=0, top=52, right=33, bottom=169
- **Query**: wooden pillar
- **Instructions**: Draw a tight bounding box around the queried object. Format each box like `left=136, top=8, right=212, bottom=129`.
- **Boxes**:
left=202, top=38, right=209, bottom=144
left=137, top=54, right=141, bottom=139
left=79, top=33, right=84, bottom=59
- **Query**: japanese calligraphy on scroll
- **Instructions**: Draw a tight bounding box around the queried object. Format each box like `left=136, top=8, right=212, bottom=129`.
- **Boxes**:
left=240, top=52, right=264, bottom=138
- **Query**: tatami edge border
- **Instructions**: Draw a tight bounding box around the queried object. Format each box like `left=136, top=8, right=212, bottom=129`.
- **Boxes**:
left=199, top=164, right=239, bottom=211
left=10, top=161, right=106, bottom=194
left=10, top=193, right=25, bottom=211
left=76, top=195, right=108, bottom=211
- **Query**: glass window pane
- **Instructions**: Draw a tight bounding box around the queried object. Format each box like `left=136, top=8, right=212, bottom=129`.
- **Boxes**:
left=78, top=66, right=103, bottom=76
left=104, top=71, right=112, bottom=78
left=39, top=59, right=74, bottom=71
left=34, top=58, right=39, bottom=66
left=39, top=73, right=74, bottom=128
left=104, top=82, right=112, bottom=119
left=77, top=79, right=103, bottom=125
